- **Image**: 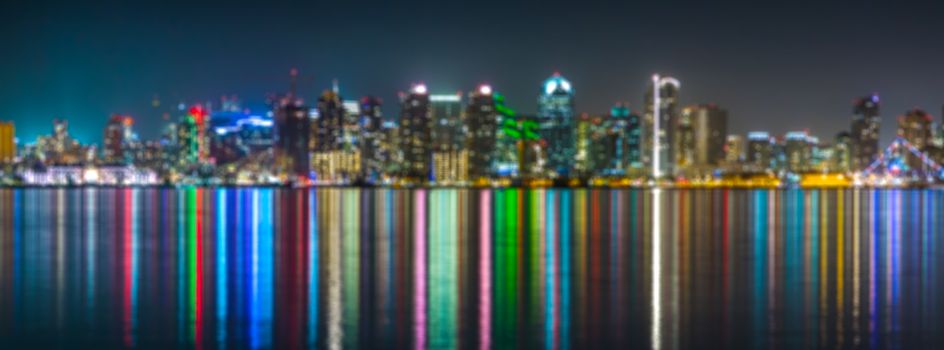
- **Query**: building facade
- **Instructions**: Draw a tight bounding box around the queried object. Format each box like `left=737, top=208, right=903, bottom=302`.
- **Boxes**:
left=537, top=73, right=575, bottom=178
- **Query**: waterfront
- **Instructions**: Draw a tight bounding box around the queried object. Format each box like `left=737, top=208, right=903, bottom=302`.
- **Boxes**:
left=1, top=188, right=943, bottom=349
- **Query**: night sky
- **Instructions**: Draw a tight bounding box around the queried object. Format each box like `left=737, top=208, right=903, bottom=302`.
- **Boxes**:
left=2, top=1, right=943, bottom=146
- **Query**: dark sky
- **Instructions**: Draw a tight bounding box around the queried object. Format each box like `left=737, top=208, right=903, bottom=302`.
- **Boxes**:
left=2, top=0, right=943, bottom=145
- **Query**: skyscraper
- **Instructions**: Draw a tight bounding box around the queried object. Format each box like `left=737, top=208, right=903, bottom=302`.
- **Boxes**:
left=625, top=108, right=644, bottom=176
left=681, top=104, right=728, bottom=175
left=0, top=121, right=14, bottom=164
left=399, top=83, right=432, bottom=181
left=784, top=131, right=815, bottom=173
left=747, top=131, right=774, bottom=172
left=312, top=89, right=348, bottom=183
left=644, top=75, right=680, bottom=178
left=851, top=94, right=880, bottom=171
left=274, top=97, right=310, bottom=178
left=832, top=131, right=852, bottom=172
left=430, top=91, right=466, bottom=184
left=103, top=115, right=135, bottom=165
left=176, top=106, right=208, bottom=169
left=897, top=108, right=933, bottom=173
left=466, top=84, right=498, bottom=180
left=538, top=73, right=575, bottom=178
left=358, top=96, right=384, bottom=184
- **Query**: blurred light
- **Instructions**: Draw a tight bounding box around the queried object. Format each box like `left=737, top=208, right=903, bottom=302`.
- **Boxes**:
left=479, top=85, right=492, bottom=95
left=413, top=84, right=428, bottom=95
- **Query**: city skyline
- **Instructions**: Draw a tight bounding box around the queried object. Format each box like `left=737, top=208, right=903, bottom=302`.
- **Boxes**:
left=4, top=2, right=944, bottom=144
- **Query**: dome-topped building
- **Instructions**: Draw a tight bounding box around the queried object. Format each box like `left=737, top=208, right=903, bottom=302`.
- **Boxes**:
left=543, top=72, right=573, bottom=96
left=538, top=72, right=576, bottom=177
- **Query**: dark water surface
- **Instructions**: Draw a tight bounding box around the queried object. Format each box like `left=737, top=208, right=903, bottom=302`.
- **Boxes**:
left=1, top=188, right=943, bottom=349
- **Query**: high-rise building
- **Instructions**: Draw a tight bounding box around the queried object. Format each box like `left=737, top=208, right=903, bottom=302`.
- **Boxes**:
left=274, top=97, right=311, bottom=178
left=176, top=105, right=209, bottom=169
left=358, top=96, right=384, bottom=184
left=784, top=131, right=815, bottom=173
left=399, top=83, right=432, bottom=181
left=832, top=131, right=852, bottom=172
left=644, top=75, right=680, bottom=177
left=312, top=89, right=354, bottom=183
left=103, top=115, right=136, bottom=165
left=466, top=85, right=498, bottom=180
left=897, top=108, right=933, bottom=172
left=430, top=91, right=466, bottom=184
left=724, top=135, right=744, bottom=164
left=0, top=121, right=14, bottom=164
left=574, top=112, right=594, bottom=176
left=494, top=92, right=521, bottom=178
left=851, top=94, right=880, bottom=171
left=746, top=131, right=774, bottom=171
left=538, top=73, right=575, bottom=178
left=680, top=104, right=728, bottom=175
left=625, top=108, right=644, bottom=175
left=607, top=103, right=631, bottom=176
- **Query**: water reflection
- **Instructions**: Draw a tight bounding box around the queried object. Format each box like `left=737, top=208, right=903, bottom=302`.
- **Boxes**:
left=1, top=188, right=944, bottom=349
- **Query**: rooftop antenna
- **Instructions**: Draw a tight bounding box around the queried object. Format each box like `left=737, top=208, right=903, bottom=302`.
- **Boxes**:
left=332, top=78, right=339, bottom=94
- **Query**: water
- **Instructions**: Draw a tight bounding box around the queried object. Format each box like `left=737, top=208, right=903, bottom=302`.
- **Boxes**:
left=0, top=188, right=943, bottom=349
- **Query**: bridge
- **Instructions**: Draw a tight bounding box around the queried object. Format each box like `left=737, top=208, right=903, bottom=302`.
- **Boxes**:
left=861, top=137, right=944, bottom=183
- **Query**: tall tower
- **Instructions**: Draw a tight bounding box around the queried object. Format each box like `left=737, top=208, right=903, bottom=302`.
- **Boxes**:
left=0, top=121, right=14, bottom=164
left=359, top=96, right=384, bottom=183
left=466, top=84, right=498, bottom=180
left=851, top=94, right=880, bottom=171
left=399, top=83, right=432, bottom=181
left=538, top=72, right=576, bottom=178
left=312, top=89, right=346, bottom=182
left=897, top=108, right=932, bottom=173
left=430, top=91, right=466, bottom=184
left=681, top=104, right=728, bottom=175
left=645, top=74, right=680, bottom=178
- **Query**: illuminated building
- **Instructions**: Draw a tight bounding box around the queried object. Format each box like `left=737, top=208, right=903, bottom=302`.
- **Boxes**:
left=851, top=94, right=880, bottom=171
left=381, top=120, right=400, bottom=177
left=398, top=83, right=432, bottom=181
left=675, top=110, right=694, bottom=173
left=746, top=131, right=774, bottom=171
left=897, top=108, right=933, bottom=172
left=832, top=131, right=852, bottom=172
left=358, top=96, right=384, bottom=183
left=680, top=104, right=728, bottom=175
left=35, top=120, right=83, bottom=166
left=466, top=85, right=498, bottom=180
left=625, top=108, right=644, bottom=175
left=724, top=135, right=744, bottom=164
left=494, top=92, right=521, bottom=177
left=0, top=121, right=15, bottom=164
left=274, top=97, right=310, bottom=178
left=583, top=106, right=630, bottom=177
left=604, top=103, right=631, bottom=176
left=430, top=91, right=467, bottom=184
left=538, top=73, right=575, bottom=178
left=102, top=115, right=136, bottom=165
left=784, top=131, right=815, bottom=173
left=175, top=105, right=209, bottom=168
left=517, top=115, right=546, bottom=179
left=644, top=75, right=680, bottom=177
left=574, top=113, right=593, bottom=176
left=312, top=89, right=356, bottom=183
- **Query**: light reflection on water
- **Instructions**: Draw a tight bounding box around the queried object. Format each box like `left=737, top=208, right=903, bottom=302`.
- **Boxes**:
left=0, top=188, right=943, bottom=349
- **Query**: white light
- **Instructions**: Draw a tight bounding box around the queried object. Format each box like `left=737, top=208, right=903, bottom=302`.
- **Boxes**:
left=413, top=84, right=428, bottom=95
left=479, top=85, right=492, bottom=95
left=544, top=80, right=557, bottom=95
left=430, top=94, right=461, bottom=102
left=560, top=80, right=571, bottom=92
